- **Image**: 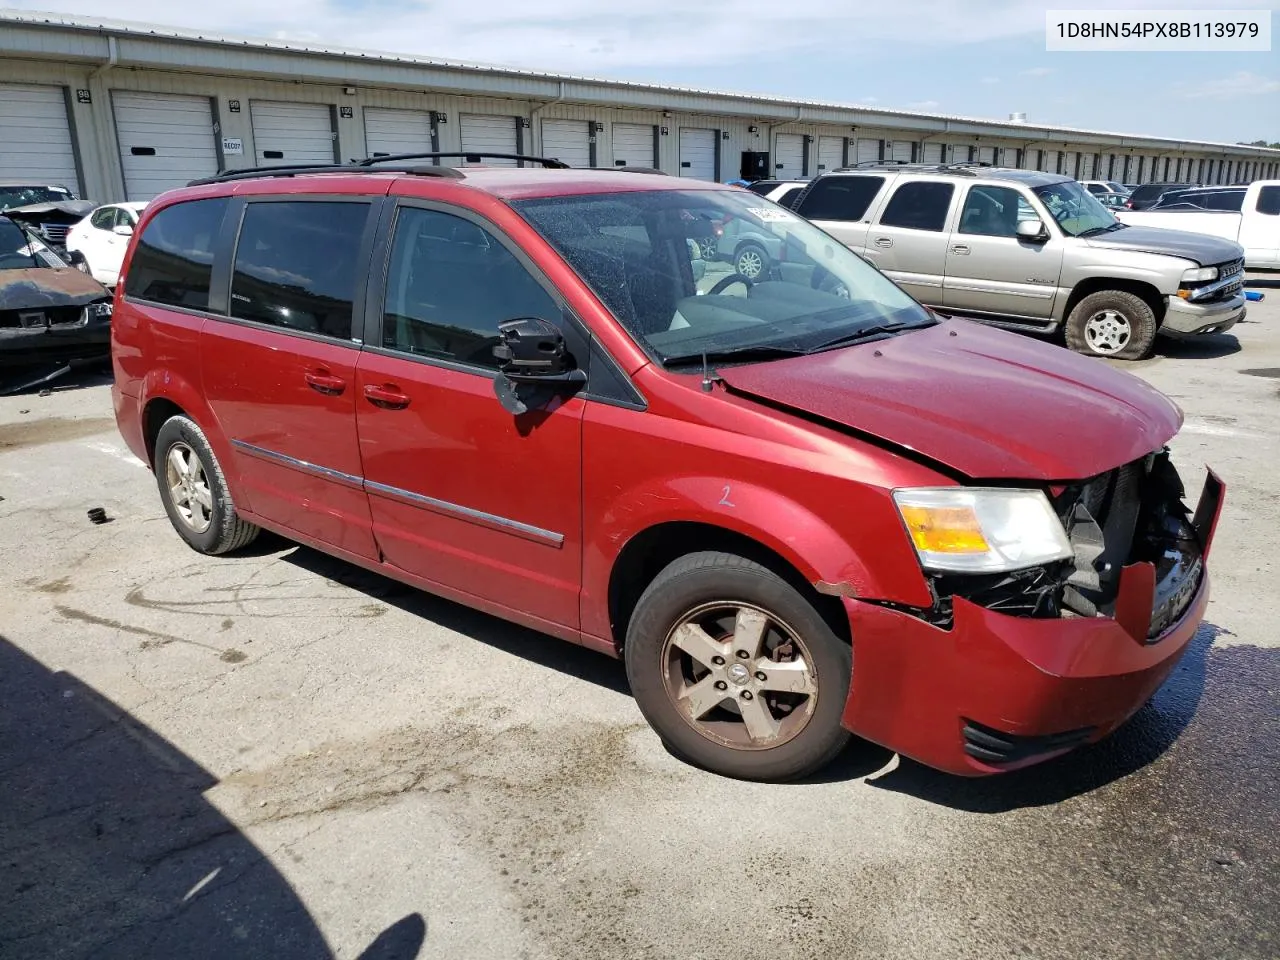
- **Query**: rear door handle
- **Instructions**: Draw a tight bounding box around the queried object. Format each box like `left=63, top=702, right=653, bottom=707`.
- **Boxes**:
left=304, top=369, right=346, bottom=395
left=873, top=237, right=894, bottom=248
left=950, top=244, right=970, bottom=255
left=363, top=383, right=411, bottom=410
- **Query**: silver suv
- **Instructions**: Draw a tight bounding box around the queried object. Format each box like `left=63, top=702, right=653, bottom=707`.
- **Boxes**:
left=790, top=163, right=1247, bottom=359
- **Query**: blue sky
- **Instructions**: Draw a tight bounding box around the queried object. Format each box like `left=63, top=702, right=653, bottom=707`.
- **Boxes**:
left=10, top=0, right=1278, bottom=143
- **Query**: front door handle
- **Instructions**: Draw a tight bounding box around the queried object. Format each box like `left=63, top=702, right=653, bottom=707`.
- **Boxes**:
left=873, top=237, right=894, bottom=248
left=950, top=244, right=970, bottom=255
left=304, top=368, right=346, bottom=395
left=363, top=383, right=411, bottom=410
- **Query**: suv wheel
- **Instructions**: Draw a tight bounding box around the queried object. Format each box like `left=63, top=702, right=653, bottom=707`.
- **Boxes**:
left=625, top=551, right=852, bottom=781
left=733, top=242, right=769, bottom=281
left=154, top=414, right=260, bottom=555
left=1065, top=290, right=1157, bottom=360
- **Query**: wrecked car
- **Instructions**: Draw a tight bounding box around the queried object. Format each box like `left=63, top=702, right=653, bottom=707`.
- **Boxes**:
left=0, top=187, right=97, bottom=269
left=1, top=213, right=113, bottom=392
left=113, top=165, right=1222, bottom=781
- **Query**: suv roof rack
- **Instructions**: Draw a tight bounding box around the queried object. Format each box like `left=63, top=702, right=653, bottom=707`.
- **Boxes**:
left=187, top=163, right=467, bottom=186
left=187, top=151, right=574, bottom=187
left=829, top=160, right=998, bottom=178
left=356, top=152, right=570, bottom=169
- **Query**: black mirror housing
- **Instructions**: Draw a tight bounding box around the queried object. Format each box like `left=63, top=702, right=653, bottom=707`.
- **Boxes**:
left=493, top=317, right=581, bottom=382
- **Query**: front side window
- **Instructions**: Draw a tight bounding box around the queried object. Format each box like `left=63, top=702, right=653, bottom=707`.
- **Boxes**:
left=1257, top=186, right=1280, bottom=216
left=123, top=197, right=229, bottom=309
left=878, top=182, right=954, bottom=232
left=230, top=201, right=369, bottom=339
left=381, top=207, right=560, bottom=368
left=514, top=188, right=932, bottom=366
left=794, top=176, right=885, bottom=221
left=958, top=186, right=1038, bottom=237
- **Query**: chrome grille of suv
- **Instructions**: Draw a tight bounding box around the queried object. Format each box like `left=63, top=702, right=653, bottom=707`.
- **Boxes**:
left=40, top=223, right=70, bottom=244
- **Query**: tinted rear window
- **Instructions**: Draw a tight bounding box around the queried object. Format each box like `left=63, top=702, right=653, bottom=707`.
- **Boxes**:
left=878, top=182, right=954, bottom=231
left=124, top=198, right=229, bottom=310
left=795, top=176, right=885, bottom=221
left=1257, top=186, right=1280, bottom=216
left=229, top=201, right=369, bottom=340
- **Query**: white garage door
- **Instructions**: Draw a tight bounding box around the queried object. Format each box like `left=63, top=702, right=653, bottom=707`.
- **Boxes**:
left=0, top=84, right=79, bottom=191
left=612, top=122, right=654, bottom=168
left=774, top=134, right=804, bottom=177
left=112, top=92, right=218, bottom=200
left=364, top=107, right=432, bottom=159
left=856, top=139, right=881, bottom=164
left=251, top=101, right=334, bottom=166
left=542, top=119, right=591, bottom=168
left=890, top=141, right=914, bottom=163
left=679, top=128, right=716, bottom=180
left=1080, top=153, right=1095, bottom=180
left=978, top=146, right=996, bottom=165
left=948, top=144, right=973, bottom=163
left=459, top=114, right=518, bottom=167
left=921, top=142, right=943, bottom=165
left=816, top=136, right=843, bottom=174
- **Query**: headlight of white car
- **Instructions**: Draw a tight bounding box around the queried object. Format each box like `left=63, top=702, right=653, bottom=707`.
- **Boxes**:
left=1181, top=266, right=1218, bottom=283
left=892, top=488, right=1073, bottom=574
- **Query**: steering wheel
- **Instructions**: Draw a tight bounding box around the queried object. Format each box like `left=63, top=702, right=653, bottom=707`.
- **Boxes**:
left=708, top=273, right=755, bottom=296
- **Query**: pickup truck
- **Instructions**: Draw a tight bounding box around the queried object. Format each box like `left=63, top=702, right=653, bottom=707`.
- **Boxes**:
left=1115, top=180, right=1280, bottom=269
left=787, top=163, right=1248, bottom=359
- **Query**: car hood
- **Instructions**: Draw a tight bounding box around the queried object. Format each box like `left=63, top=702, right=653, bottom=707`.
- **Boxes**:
left=1084, top=223, right=1243, bottom=266
left=3, top=199, right=96, bottom=223
left=717, top=319, right=1182, bottom=481
left=0, top=267, right=111, bottom=310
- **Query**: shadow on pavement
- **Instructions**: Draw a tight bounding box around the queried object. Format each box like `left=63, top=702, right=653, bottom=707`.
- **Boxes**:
left=0, top=362, right=112, bottom=398
left=284, top=543, right=634, bottom=697
left=1154, top=332, right=1241, bottom=359
left=0, top=636, right=426, bottom=960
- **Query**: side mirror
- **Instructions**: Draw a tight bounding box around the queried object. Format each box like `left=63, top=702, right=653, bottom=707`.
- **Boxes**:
left=492, top=317, right=585, bottom=415
left=1016, top=218, right=1048, bottom=242
left=113, top=224, right=134, bottom=237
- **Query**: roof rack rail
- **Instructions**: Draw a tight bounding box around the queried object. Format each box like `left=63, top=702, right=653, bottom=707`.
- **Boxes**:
left=356, top=151, right=571, bottom=169
left=940, top=160, right=992, bottom=169
left=613, top=166, right=668, bottom=176
left=188, top=163, right=467, bottom=186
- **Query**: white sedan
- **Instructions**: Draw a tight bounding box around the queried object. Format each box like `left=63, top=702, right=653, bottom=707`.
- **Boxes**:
left=66, top=201, right=148, bottom=286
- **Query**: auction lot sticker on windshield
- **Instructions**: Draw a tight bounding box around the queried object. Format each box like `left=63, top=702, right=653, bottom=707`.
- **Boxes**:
left=1047, top=9, right=1271, bottom=51
left=745, top=207, right=797, bottom=223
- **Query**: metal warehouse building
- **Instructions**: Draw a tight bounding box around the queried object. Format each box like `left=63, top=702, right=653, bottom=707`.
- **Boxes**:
left=2, top=10, right=1278, bottom=204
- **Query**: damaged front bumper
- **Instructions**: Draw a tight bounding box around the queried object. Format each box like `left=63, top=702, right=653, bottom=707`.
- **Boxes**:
left=839, top=466, right=1224, bottom=776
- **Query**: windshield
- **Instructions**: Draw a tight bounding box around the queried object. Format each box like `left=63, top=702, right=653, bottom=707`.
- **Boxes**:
left=0, top=185, right=73, bottom=211
left=513, top=188, right=932, bottom=363
left=1032, top=180, right=1119, bottom=237
left=0, top=217, right=69, bottom=270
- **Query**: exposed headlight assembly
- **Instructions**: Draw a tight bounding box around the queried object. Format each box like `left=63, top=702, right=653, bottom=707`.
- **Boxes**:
left=893, top=487, right=1073, bottom=574
left=89, top=301, right=113, bottom=318
left=1181, top=266, right=1218, bottom=283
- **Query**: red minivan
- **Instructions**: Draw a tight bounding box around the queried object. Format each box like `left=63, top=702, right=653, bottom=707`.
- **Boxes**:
left=110, top=156, right=1223, bottom=781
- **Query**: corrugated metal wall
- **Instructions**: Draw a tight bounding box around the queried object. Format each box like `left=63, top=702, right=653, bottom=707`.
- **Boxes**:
left=0, top=54, right=1270, bottom=202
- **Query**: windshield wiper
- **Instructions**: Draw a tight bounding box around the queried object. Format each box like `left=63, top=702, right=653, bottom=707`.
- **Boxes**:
left=1078, top=222, right=1126, bottom=238
left=807, top=319, right=935, bottom=352
left=663, top=345, right=806, bottom=368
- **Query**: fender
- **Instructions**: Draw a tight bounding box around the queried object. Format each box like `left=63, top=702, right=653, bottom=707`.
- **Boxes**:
left=139, top=366, right=250, bottom=511
left=581, top=473, right=933, bottom=641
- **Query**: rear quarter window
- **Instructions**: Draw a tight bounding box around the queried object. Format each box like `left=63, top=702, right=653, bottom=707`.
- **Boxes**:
left=795, top=176, right=885, bottom=221
left=1257, top=186, right=1280, bottom=216
left=123, top=198, right=230, bottom=310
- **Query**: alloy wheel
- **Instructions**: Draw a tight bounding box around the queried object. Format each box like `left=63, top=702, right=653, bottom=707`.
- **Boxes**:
left=165, top=442, right=213, bottom=534
left=661, top=601, right=818, bottom=750
left=735, top=248, right=765, bottom=280
left=1084, top=308, right=1132, bottom=355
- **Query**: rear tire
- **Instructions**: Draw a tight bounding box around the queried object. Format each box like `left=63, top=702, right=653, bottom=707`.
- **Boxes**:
left=625, top=551, right=852, bottom=782
left=1064, top=290, right=1157, bottom=360
left=154, top=415, right=260, bottom=555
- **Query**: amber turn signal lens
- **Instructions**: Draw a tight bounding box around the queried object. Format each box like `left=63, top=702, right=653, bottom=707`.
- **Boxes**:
left=898, top=504, right=990, bottom=555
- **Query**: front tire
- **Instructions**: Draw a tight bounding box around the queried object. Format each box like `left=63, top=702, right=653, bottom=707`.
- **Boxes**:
left=1065, top=290, right=1157, bottom=360
left=625, top=552, right=852, bottom=781
left=154, top=415, right=260, bottom=555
